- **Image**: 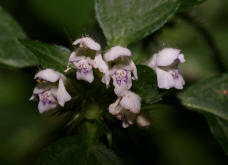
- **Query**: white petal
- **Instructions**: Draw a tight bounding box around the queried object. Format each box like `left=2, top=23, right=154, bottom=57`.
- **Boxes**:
left=104, top=46, right=131, bottom=62
left=120, top=91, right=141, bottom=114
left=29, top=94, right=37, bottom=101
left=121, top=110, right=136, bottom=128
left=76, top=70, right=94, bottom=83
left=156, top=48, right=181, bottom=66
left=129, top=60, right=138, bottom=80
left=30, top=86, right=46, bottom=101
left=73, top=37, right=101, bottom=51
left=35, top=69, right=60, bottom=83
left=136, top=115, right=151, bottom=127
left=93, top=54, right=109, bottom=73
left=101, top=72, right=111, bottom=88
left=147, top=54, right=157, bottom=69
left=112, top=71, right=132, bottom=97
left=38, top=100, right=57, bottom=114
left=174, top=74, right=185, bottom=89
left=122, top=122, right=130, bottom=128
left=156, top=68, right=175, bottom=89
left=108, top=97, right=122, bottom=115
left=56, top=79, right=72, bottom=106
left=178, top=53, right=185, bottom=63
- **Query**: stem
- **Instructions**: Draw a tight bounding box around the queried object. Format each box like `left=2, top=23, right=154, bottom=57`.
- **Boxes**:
left=180, top=12, right=226, bottom=73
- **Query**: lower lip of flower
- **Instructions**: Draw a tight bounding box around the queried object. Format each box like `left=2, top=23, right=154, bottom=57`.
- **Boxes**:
left=41, top=92, right=53, bottom=105
left=172, top=70, right=179, bottom=79
left=79, top=68, right=89, bottom=74
left=115, top=70, right=129, bottom=86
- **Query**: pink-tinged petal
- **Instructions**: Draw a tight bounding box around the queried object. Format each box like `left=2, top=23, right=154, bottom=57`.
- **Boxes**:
left=174, top=74, right=185, bottom=89
left=136, top=115, right=151, bottom=127
left=35, top=69, right=60, bottom=82
left=56, top=79, right=72, bottom=107
left=76, top=70, right=94, bottom=83
left=129, top=60, right=138, bottom=80
left=38, top=91, right=57, bottom=114
left=73, top=37, right=101, bottom=51
left=38, top=100, right=57, bottom=114
left=101, top=72, right=111, bottom=88
left=178, top=53, right=185, bottom=63
left=120, top=91, right=141, bottom=114
left=156, top=68, right=175, bottom=89
left=93, top=54, right=109, bottom=73
left=104, top=46, right=131, bottom=62
left=156, top=48, right=181, bottom=66
left=108, top=97, right=122, bottom=115
left=112, top=70, right=132, bottom=96
left=147, top=54, right=157, bottom=69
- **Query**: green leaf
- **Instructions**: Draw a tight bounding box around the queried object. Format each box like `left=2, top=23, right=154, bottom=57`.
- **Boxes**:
left=205, top=115, right=228, bottom=155
left=179, top=0, right=206, bottom=11
left=178, top=74, right=228, bottom=153
left=178, top=74, right=228, bottom=120
left=22, top=40, right=70, bottom=72
left=36, top=122, right=123, bottom=165
left=132, top=65, right=163, bottom=105
left=95, top=0, right=181, bottom=46
left=0, top=7, right=39, bottom=67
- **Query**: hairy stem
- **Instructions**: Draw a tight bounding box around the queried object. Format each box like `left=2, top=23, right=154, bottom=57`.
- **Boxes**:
left=180, top=12, right=226, bottom=73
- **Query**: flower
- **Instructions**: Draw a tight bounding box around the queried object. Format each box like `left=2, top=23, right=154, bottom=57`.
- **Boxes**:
left=65, top=37, right=109, bottom=85
left=108, top=90, right=141, bottom=128
left=147, top=48, right=185, bottom=89
left=104, top=46, right=138, bottom=96
left=30, top=69, right=71, bottom=113
left=136, top=115, right=151, bottom=127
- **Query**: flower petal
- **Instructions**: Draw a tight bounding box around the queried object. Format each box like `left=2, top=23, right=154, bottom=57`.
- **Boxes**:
left=174, top=74, right=185, bottom=89
left=136, top=115, right=151, bottom=127
left=56, top=79, right=72, bottom=106
left=30, top=87, right=45, bottom=101
left=38, top=100, right=57, bottom=114
left=156, top=68, right=175, bottom=89
left=156, top=48, right=181, bottom=66
left=178, top=53, right=185, bottom=63
left=76, top=70, right=94, bottom=83
left=147, top=53, right=157, bottom=69
left=73, top=37, right=101, bottom=51
left=93, top=54, right=109, bottom=73
left=35, top=69, right=60, bottom=83
left=108, top=97, right=122, bottom=115
left=112, top=71, right=132, bottom=96
left=104, top=46, right=131, bottom=62
left=120, top=91, right=141, bottom=114
left=101, top=72, right=111, bottom=88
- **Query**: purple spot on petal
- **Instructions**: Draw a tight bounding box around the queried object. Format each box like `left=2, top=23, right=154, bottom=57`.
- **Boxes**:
left=173, top=70, right=179, bottom=79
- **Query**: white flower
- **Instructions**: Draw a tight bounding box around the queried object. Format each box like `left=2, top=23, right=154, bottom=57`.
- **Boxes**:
left=104, top=46, right=138, bottom=96
left=147, top=48, right=185, bottom=89
left=108, top=90, right=141, bottom=128
left=30, top=69, right=71, bottom=114
left=65, top=37, right=109, bottom=85
left=136, top=115, right=151, bottom=127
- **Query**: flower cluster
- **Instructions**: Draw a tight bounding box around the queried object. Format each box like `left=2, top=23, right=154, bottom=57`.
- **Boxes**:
left=30, top=37, right=185, bottom=128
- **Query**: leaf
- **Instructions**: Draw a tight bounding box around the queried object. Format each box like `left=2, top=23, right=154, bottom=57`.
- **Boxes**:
left=0, top=6, right=39, bottom=67
left=35, top=122, right=123, bottom=165
left=205, top=114, right=228, bottom=155
left=95, top=0, right=181, bottom=46
left=179, top=0, right=206, bottom=11
left=178, top=74, right=228, bottom=153
left=132, top=65, right=163, bottom=105
left=178, top=74, right=228, bottom=120
left=22, top=40, right=70, bottom=72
